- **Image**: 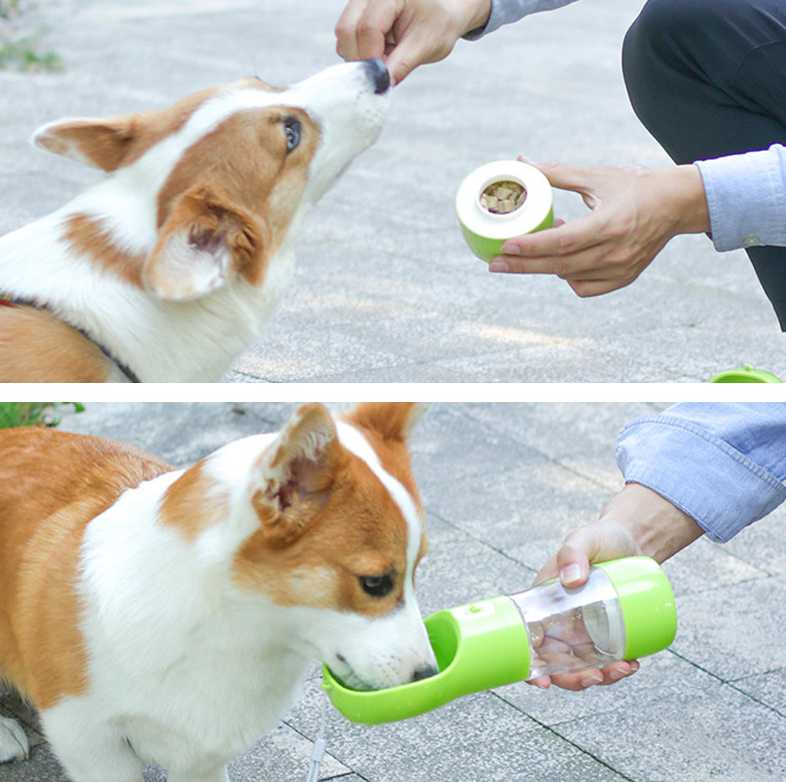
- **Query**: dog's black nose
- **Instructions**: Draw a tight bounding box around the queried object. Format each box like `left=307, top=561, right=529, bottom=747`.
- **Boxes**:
left=412, top=664, right=438, bottom=682
left=364, top=58, right=391, bottom=94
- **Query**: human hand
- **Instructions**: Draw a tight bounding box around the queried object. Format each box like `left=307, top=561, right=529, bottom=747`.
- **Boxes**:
left=529, top=483, right=703, bottom=691
left=335, top=0, right=492, bottom=84
left=490, top=160, right=710, bottom=298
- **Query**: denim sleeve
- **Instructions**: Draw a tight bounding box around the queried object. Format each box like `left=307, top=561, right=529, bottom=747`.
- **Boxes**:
left=616, top=404, right=786, bottom=543
left=695, top=145, right=786, bottom=252
left=465, top=0, right=581, bottom=40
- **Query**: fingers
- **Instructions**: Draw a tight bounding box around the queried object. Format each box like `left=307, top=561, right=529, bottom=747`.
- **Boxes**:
left=386, top=28, right=434, bottom=83
left=356, top=1, right=402, bottom=60
left=490, top=244, right=611, bottom=277
left=597, top=660, right=640, bottom=685
left=566, top=277, right=636, bottom=298
left=528, top=161, right=598, bottom=194
left=499, top=214, right=604, bottom=260
left=549, top=669, right=605, bottom=691
left=335, top=0, right=367, bottom=61
left=336, top=0, right=402, bottom=62
left=548, top=661, right=639, bottom=691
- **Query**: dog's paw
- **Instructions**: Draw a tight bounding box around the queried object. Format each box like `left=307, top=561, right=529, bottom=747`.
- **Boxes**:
left=0, top=716, right=29, bottom=763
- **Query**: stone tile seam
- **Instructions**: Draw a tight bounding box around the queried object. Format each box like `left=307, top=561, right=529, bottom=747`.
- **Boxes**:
left=665, top=649, right=786, bottom=720
left=424, top=506, right=538, bottom=576
left=456, top=406, right=620, bottom=494
left=730, top=665, right=786, bottom=685
left=489, top=691, right=639, bottom=782
left=283, top=719, right=366, bottom=781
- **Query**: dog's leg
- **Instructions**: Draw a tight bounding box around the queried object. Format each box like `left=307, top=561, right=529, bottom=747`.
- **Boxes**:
left=0, top=716, right=29, bottom=763
left=45, top=728, right=143, bottom=782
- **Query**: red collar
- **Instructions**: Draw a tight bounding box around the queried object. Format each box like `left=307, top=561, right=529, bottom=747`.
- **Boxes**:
left=0, top=299, right=15, bottom=308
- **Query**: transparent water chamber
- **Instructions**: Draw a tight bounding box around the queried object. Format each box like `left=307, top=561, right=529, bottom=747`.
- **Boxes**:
left=510, top=568, right=626, bottom=680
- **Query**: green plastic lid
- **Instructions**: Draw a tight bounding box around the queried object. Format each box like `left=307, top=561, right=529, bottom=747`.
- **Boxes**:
left=711, top=366, right=782, bottom=383
left=322, top=595, right=529, bottom=725
left=594, top=556, right=677, bottom=660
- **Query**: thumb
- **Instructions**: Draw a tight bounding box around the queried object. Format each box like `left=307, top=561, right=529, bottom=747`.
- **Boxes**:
left=386, top=30, right=432, bottom=83
left=556, top=542, right=591, bottom=588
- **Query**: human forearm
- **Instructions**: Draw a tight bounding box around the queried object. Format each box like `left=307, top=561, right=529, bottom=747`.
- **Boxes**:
left=598, top=484, right=704, bottom=563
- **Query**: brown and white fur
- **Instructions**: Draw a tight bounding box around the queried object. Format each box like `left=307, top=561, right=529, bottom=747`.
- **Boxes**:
left=0, top=61, right=390, bottom=382
left=0, top=402, right=435, bottom=781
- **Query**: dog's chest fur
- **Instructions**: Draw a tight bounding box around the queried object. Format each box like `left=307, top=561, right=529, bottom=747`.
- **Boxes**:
left=42, top=472, right=312, bottom=772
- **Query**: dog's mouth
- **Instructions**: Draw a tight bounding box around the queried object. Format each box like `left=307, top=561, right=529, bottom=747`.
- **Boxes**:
left=328, top=654, right=377, bottom=691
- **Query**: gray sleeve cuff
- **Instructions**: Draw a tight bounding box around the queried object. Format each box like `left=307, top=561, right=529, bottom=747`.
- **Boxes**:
left=694, top=145, right=786, bottom=252
left=464, top=0, right=580, bottom=40
left=617, top=416, right=786, bottom=543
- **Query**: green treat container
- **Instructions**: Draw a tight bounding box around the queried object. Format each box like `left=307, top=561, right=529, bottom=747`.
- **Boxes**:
left=711, top=366, right=782, bottom=383
left=323, top=556, right=676, bottom=725
left=594, top=556, right=677, bottom=660
left=456, top=160, right=555, bottom=263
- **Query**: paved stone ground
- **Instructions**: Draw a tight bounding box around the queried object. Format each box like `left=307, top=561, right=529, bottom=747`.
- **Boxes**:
left=0, top=0, right=783, bottom=382
left=3, top=402, right=786, bottom=781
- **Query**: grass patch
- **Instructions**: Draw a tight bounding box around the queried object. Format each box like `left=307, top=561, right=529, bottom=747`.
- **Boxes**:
left=0, top=1, right=21, bottom=21
left=0, top=402, right=84, bottom=429
left=0, top=37, right=62, bottom=72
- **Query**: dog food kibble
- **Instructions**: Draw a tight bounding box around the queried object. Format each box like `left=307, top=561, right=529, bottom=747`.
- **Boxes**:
left=480, top=181, right=527, bottom=214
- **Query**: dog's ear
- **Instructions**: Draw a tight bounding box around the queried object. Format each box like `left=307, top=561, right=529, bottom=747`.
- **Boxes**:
left=143, top=185, right=270, bottom=302
left=32, top=115, right=138, bottom=172
left=346, top=403, right=427, bottom=442
left=252, top=404, right=345, bottom=547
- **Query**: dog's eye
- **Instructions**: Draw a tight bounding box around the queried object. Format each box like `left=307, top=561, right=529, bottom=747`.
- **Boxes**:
left=359, top=574, right=394, bottom=598
left=284, top=117, right=301, bottom=152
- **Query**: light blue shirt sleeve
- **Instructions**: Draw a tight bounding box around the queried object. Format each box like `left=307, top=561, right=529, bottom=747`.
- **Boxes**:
left=695, top=145, right=786, bottom=252
left=616, top=404, right=786, bottom=543
left=464, top=0, right=580, bottom=40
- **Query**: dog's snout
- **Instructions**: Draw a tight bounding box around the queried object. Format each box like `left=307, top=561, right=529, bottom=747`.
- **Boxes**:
left=411, top=664, right=438, bottom=682
left=363, top=58, right=391, bottom=94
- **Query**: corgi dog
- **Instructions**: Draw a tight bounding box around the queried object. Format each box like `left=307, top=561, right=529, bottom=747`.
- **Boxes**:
left=0, top=402, right=436, bottom=782
left=0, top=59, right=391, bottom=382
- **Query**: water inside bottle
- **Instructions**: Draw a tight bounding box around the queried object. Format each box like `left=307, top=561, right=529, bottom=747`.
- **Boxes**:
left=510, top=569, right=626, bottom=680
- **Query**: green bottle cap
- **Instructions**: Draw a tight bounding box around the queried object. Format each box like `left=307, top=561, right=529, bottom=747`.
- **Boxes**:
left=594, top=556, right=677, bottom=660
left=322, top=595, right=530, bottom=725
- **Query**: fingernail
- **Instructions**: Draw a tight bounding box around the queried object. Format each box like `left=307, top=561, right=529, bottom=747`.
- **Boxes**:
left=560, top=564, right=582, bottom=584
left=489, top=261, right=509, bottom=273
left=581, top=672, right=603, bottom=688
left=630, top=661, right=640, bottom=672
left=501, top=243, right=520, bottom=255
left=536, top=680, right=549, bottom=689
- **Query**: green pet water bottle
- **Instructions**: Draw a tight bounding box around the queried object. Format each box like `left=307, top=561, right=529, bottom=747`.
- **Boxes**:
left=323, top=556, right=676, bottom=724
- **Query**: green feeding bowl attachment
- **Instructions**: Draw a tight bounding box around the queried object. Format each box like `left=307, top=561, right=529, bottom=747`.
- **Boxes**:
left=711, top=366, right=782, bottom=383
left=323, top=556, right=677, bottom=725
left=322, top=596, right=529, bottom=725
